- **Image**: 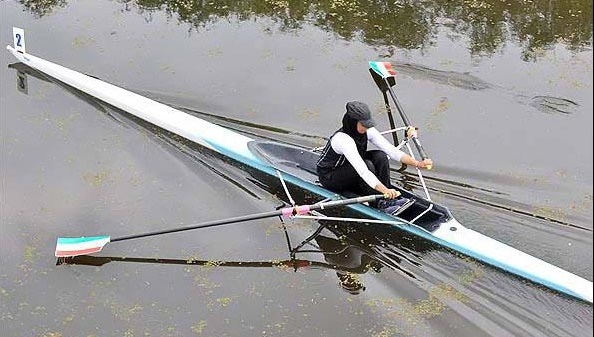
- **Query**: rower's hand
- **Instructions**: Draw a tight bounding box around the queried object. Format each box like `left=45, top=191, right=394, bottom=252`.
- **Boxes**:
left=406, top=126, right=418, bottom=139
left=415, top=158, right=433, bottom=170
left=383, top=189, right=401, bottom=199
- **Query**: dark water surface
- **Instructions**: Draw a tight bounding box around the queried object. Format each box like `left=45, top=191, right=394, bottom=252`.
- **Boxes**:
left=1, top=1, right=592, bottom=336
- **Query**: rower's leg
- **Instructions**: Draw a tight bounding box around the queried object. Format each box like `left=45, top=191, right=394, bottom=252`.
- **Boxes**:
left=364, top=150, right=390, bottom=186
left=318, top=164, right=361, bottom=194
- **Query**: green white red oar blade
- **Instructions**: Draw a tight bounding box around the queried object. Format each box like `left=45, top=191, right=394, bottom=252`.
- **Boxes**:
left=369, top=61, right=396, bottom=79
left=55, top=236, right=111, bottom=257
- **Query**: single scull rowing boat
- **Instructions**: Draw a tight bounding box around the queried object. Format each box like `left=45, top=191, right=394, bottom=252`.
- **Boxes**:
left=7, top=28, right=592, bottom=303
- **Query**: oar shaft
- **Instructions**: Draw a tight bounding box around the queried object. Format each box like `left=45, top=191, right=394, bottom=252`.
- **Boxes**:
left=385, top=82, right=429, bottom=160
left=111, top=194, right=382, bottom=243
left=382, top=91, right=399, bottom=145
left=111, top=210, right=284, bottom=242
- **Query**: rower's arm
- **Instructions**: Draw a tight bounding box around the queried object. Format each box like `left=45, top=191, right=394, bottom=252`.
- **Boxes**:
left=368, top=128, right=432, bottom=169
left=399, top=153, right=424, bottom=168
left=367, top=127, right=404, bottom=161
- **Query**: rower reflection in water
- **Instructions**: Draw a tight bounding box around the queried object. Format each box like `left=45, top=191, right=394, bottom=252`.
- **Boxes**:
left=315, top=234, right=383, bottom=295
left=316, top=101, right=432, bottom=212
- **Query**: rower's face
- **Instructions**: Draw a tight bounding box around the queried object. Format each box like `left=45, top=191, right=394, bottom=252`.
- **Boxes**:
left=356, top=122, right=368, bottom=134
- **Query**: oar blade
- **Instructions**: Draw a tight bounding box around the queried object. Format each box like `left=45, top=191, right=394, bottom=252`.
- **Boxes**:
left=369, top=61, right=396, bottom=79
left=369, top=61, right=397, bottom=92
left=55, top=236, right=110, bottom=257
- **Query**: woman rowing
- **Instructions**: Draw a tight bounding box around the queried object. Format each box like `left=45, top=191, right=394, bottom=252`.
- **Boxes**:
left=316, top=101, right=432, bottom=211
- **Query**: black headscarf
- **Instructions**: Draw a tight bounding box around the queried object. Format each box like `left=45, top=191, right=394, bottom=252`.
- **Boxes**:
left=340, top=105, right=368, bottom=155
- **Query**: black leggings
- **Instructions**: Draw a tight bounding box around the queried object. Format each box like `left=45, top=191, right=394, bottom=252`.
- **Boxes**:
left=318, top=150, right=390, bottom=196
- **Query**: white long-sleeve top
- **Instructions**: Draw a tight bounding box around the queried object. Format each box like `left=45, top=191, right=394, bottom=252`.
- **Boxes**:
left=330, top=127, right=405, bottom=188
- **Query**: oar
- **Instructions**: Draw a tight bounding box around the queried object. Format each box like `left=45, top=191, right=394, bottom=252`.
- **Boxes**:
left=55, top=194, right=384, bottom=258
left=369, top=61, right=432, bottom=169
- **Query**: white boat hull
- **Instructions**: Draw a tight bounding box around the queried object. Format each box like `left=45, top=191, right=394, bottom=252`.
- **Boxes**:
left=7, top=45, right=592, bottom=303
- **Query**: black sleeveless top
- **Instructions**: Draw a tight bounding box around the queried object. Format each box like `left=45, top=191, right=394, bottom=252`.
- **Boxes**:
left=317, top=113, right=367, bottom=172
